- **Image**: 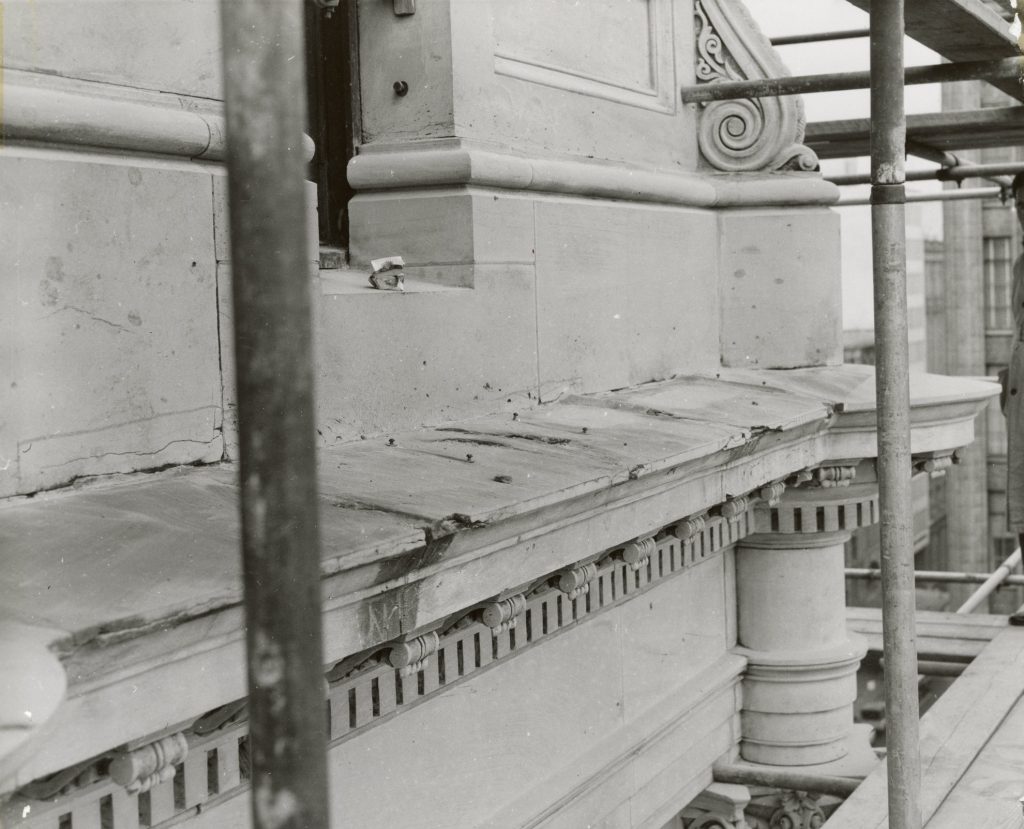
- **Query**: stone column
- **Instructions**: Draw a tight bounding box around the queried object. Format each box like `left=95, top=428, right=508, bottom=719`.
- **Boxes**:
left=734, top=472, right=878, bottom=772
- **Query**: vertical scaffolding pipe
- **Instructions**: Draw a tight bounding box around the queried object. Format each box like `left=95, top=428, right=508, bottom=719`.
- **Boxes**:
left=220, top=3, right=330, bottom=828
left=870, top=4, right=922, bottom=829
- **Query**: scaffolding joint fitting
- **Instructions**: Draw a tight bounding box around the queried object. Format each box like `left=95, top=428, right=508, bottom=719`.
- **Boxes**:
left=870, top=183, right=906, bottom=205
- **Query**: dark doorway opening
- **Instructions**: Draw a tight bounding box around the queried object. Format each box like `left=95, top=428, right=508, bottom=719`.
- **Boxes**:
left=306, top=4, right=359, bottom=250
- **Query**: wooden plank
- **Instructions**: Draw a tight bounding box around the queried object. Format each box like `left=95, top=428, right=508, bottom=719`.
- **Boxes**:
left=926, top=691, right=1024, bottom=828
left=841, top=0, right=1023, bottom=101
left=846, top=607, right=1005, bottom=659
left=808, top=107, right=1024, bottom=160
left=826, top=627, right=1024, bottom=829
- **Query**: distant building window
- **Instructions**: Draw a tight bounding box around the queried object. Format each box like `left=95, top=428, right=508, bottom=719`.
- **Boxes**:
left=984, top=236, right=1014, bottom=331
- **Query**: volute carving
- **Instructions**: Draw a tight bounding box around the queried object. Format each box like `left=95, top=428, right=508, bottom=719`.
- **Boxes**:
left=110, top=732, right=188, bottom=795
left=693, top=0, right=818, bottom=172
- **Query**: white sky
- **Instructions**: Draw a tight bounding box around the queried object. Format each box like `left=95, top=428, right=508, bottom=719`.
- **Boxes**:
left=745, top=0, right=948, bottom=329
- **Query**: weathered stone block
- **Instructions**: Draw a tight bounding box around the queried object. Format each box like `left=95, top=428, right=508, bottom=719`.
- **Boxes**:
left=315, top=264, right=539, bottom=444
left=0, top=151, right=222, bottom=495
left=2, top=0, right=223, bottom=100
left=719, top=208, right=842, bottom=369
left=535, top=199, right=719, bottom=397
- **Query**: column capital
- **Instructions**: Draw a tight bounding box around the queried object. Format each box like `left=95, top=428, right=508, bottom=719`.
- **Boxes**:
left=755, top=465, right=880, bottom=537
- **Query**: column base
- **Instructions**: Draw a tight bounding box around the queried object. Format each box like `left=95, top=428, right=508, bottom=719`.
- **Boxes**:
left=738, top=638, right=867, bottom=767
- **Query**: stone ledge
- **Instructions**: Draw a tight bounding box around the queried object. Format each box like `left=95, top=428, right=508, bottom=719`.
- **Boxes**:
left=347, top=139, right=839, bottom=208
left=0, top=366, right=995, bottom=788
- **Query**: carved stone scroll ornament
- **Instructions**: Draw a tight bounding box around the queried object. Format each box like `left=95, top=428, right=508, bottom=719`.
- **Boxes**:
left=769, top=790, right=826, bottom=829
left=672, top=513, right=707, bottom=541
left=109, top=732, right=188, bottom=795
left=745, top=789, right=829, bottom=829
left=556, top=562, right=599, bottom=600
left=388, top=631, right=440, bottom=676
left=719, top=494, right=750, bottom=520
left=693, top=0, right=818, bottom=172
left=618, top=536, right=656, bottom=571
left=480, top=594, right=526, bottom=634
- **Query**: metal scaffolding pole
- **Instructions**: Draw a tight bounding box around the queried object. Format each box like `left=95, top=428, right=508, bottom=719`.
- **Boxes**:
left=837, top=186, right=1003, bottom=206
left=713, top=763, right=861, bottom=798
left=847, top=567, right=1024, bottom=586
left=956, top=549, right=1023, bottom=614
left=827, top=160, right=1024, bottom=188
left=770, top=28, right=871, bottom=47
left=679, top=56, right=1022, bottom=104
left=219, top=2, right=330, bottom=828
left=870, top=3, right=921, bottom=828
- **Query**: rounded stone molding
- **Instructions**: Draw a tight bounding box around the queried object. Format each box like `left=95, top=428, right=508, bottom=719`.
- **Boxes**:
left=739, top=641, right=865, bottom=766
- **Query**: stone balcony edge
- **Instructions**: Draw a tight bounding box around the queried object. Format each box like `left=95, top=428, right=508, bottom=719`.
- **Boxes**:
left=0, top=365, right=995, bottom=789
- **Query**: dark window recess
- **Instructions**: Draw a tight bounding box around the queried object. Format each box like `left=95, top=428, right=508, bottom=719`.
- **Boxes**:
left=306, top=3, right=359, bottom=248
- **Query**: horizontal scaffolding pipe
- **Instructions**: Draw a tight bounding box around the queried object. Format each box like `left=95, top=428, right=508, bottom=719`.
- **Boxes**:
left=957, top=548, right=1022, bottom=615
left=837, top=186, right=1003, bottom=206
left=712, top=762, right=861, bottom=798
left=770, top=28, right=870, bottom=46
left=846, top=567, right=1024, bottom=586
left=828, top=160, right=1024, bottom=187
left=829, top=168, right=960, bottom=186
left=880, top=658, right=967, bottom=678
left=680, top=57, right=1024, bottom=104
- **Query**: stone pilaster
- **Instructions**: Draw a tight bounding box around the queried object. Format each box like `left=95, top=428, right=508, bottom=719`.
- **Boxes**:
left=734, top=471, right=878, bottom=771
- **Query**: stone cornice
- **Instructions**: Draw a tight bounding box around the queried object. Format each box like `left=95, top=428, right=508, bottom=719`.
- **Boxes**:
left=347, top=140, right=839, bottom=208
left=0, top=69, right=313, bottom=163
left=0, top=365, right=996, bottom=788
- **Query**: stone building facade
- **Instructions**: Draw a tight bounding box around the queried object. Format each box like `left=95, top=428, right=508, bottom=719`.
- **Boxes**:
left=0, top=1, right=995, bottom=827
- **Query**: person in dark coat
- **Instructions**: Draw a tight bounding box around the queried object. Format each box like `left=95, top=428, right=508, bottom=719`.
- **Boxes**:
left=1001, top=173, right=1024, bottom=555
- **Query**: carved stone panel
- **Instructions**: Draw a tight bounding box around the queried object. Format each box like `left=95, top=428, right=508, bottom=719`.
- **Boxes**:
left=495, top=0, right=676, bottom=113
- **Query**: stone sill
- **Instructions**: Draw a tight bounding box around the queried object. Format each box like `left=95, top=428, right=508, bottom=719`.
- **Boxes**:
left=319, top=268, right=467, bottom=296
left=0, top=366, right=995, bottom=790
